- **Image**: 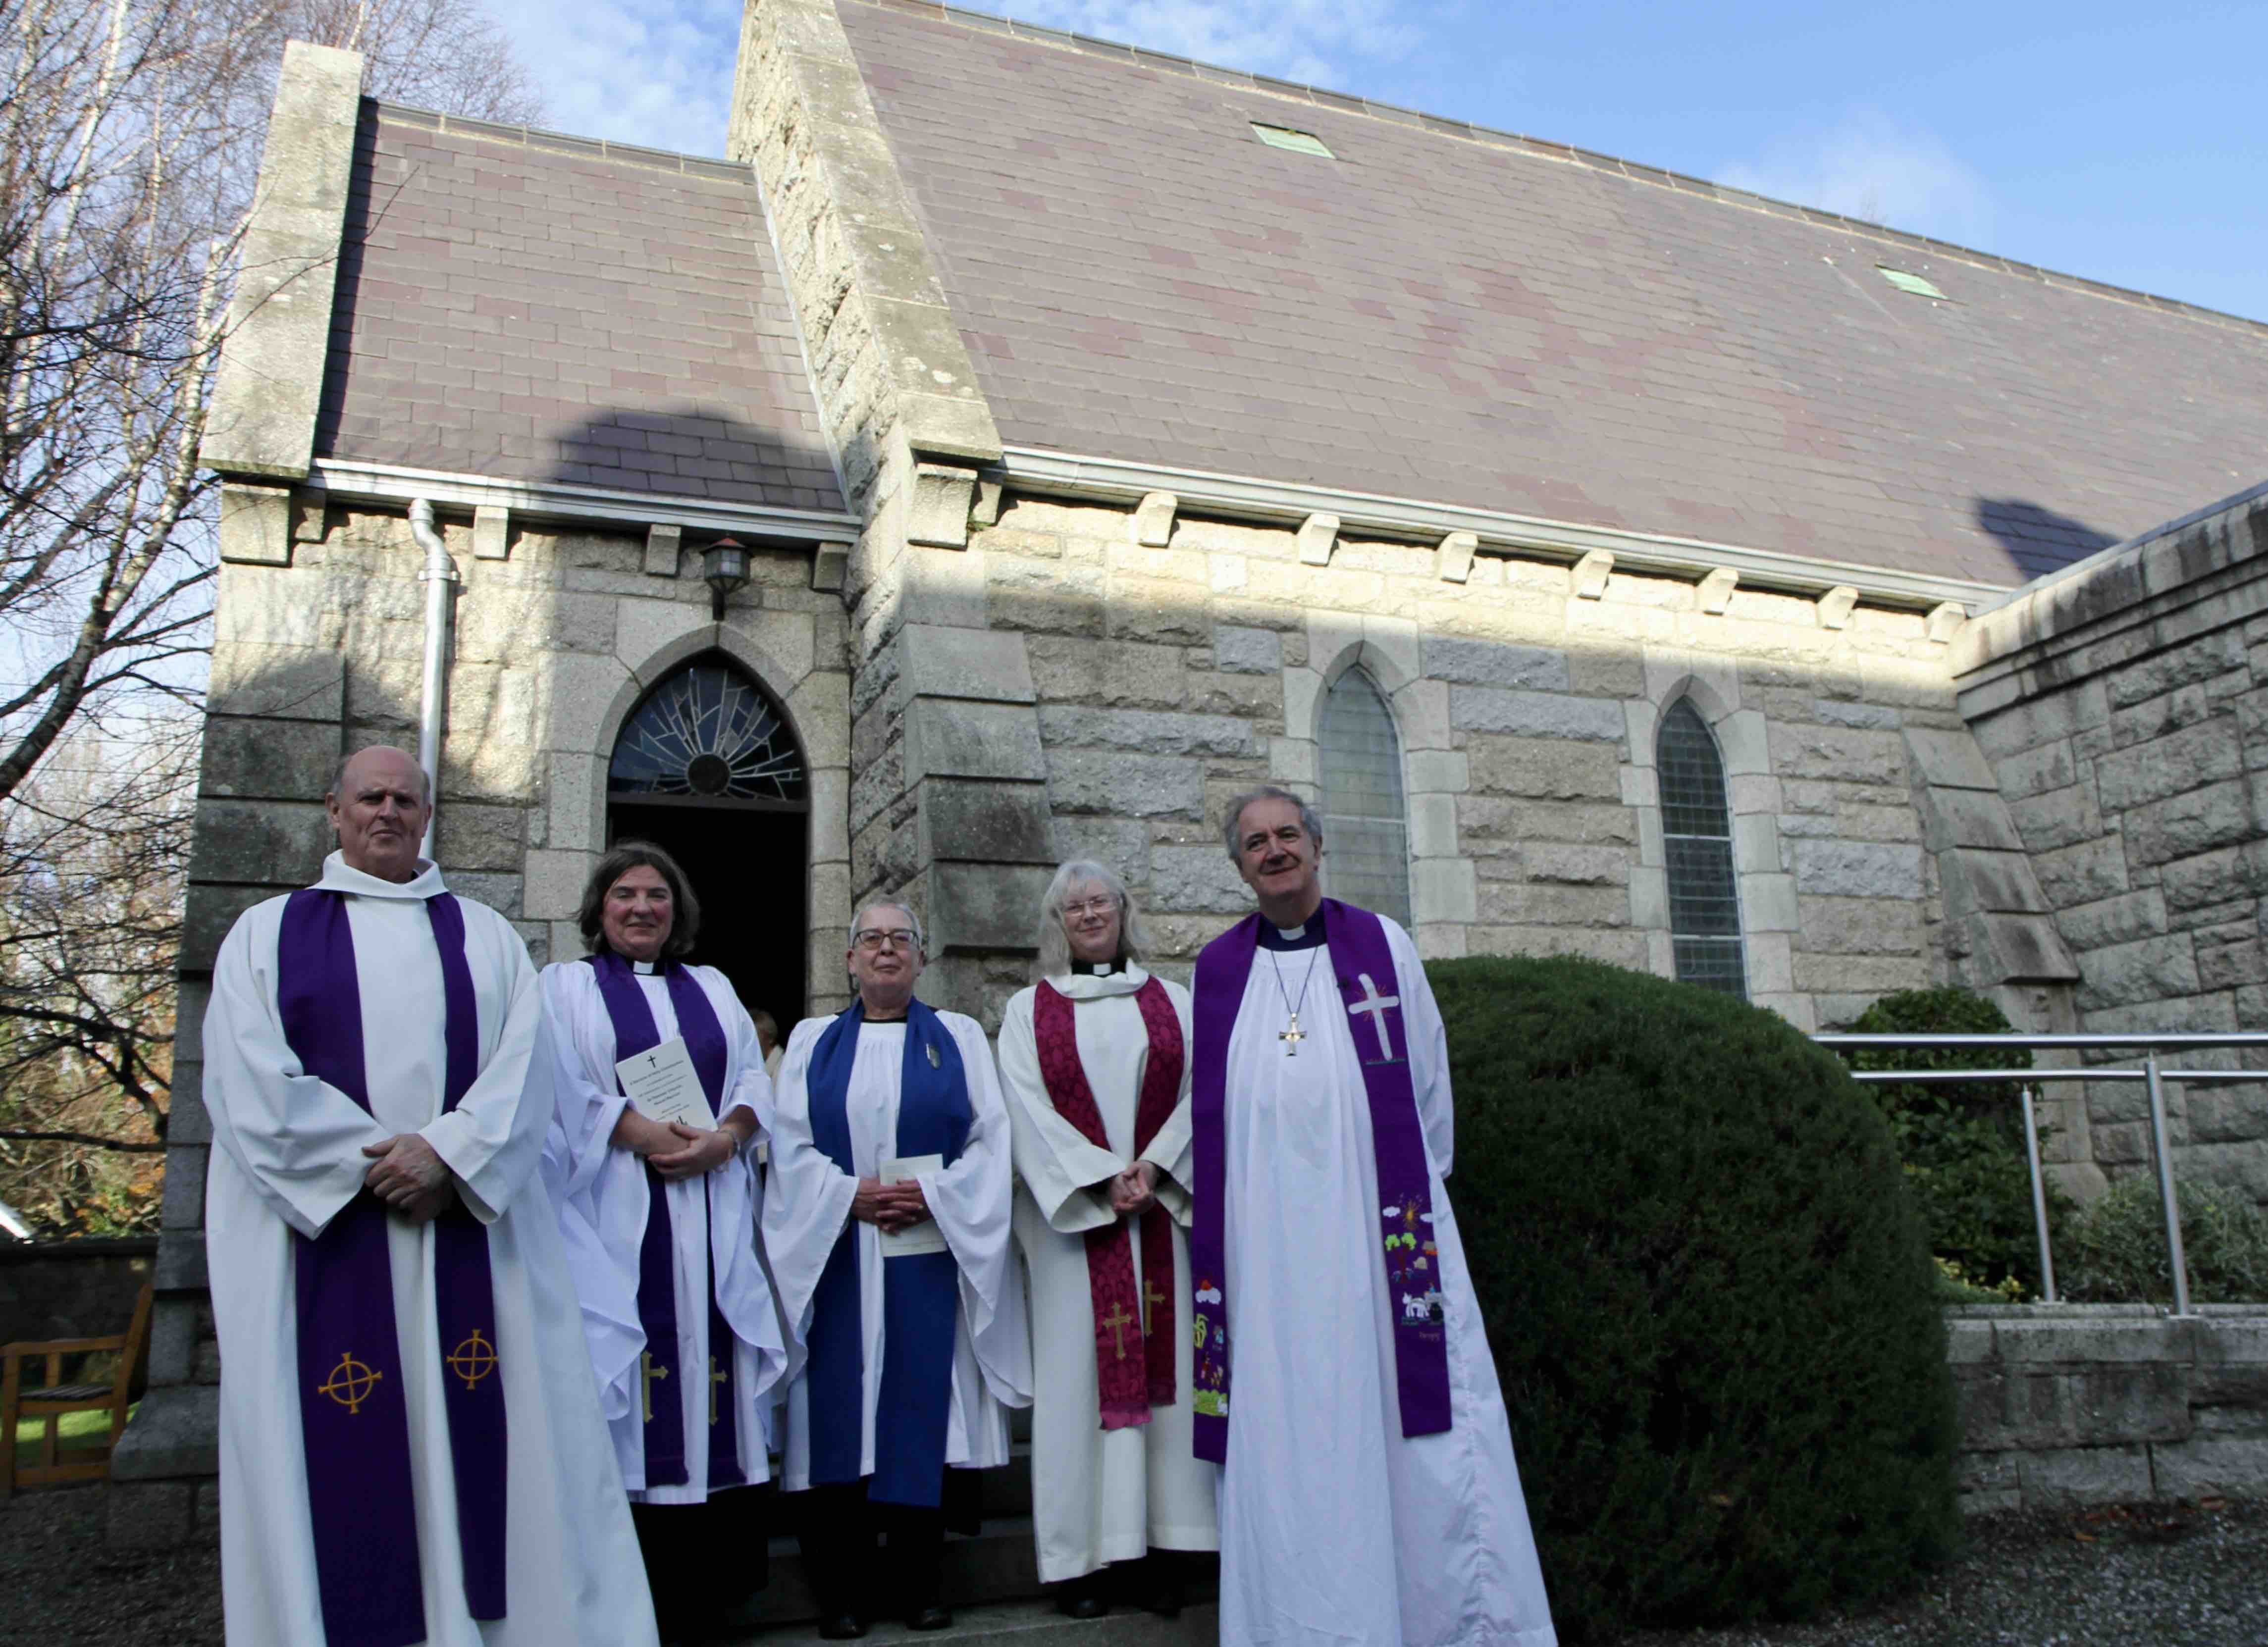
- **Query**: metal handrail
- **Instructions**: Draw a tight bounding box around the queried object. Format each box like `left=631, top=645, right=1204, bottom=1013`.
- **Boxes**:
left=1811, top=1031, right=2268, bottom=1318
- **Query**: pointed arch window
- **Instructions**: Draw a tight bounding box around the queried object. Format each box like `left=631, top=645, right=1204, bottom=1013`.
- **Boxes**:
left=1658, top=699, right=1746, bottom=997
left=608, top=657, right=806, bottom=808
left=1318, top=669, right=1412, bottom=927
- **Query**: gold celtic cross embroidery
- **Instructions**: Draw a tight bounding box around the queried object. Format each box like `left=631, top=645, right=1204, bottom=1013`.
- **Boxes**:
left=446, top=1329, right=497, bottom=1391
left=317, top=1351, right=382, bottom=1414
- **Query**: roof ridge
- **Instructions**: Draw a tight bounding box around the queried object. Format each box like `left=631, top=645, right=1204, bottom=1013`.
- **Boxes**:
left=852, top=0, right=2268, bottom=340
left=367, top=98, right=754, bottom=184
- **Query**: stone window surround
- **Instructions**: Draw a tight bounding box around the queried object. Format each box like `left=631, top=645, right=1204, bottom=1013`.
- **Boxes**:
left=1272, top=611, right=1475, bottom=956
left=1622, top=657, right=1800, bottom=1016
left=532, top=617, right=853, bottom=1018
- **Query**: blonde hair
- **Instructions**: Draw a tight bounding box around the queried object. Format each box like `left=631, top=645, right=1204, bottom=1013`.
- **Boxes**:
left=1034, top=859, right=1148, bottom=981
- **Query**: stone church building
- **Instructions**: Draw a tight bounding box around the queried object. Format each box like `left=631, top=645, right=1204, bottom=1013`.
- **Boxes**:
left=115, top=0, right=2268, bottom=1536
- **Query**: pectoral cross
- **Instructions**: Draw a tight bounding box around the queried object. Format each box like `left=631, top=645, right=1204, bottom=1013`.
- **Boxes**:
left=1100, top=1303, right=1136, bottom=1360
left=1279, top=1012, right=1305, bottom=1056
left=709, top=1355, right=727, bottom=1425
left=639, top=1351, right=670, bottom=1423
left=1143, top=1279, right=1168, bottom=1335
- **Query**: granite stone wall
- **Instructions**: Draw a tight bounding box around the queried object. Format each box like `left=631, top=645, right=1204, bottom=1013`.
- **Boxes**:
left=1956, top=485, right=2268, bottom=1204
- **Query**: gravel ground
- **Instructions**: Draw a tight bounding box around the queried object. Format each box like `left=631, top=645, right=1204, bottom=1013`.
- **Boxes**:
left=4, top=1486, right=2265, bottom=1644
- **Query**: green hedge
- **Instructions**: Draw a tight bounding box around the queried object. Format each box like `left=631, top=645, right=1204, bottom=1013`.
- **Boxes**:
left=2060, top=1176, right=2268, bottom=1304
left=1431, top=955, right=1958, bottom=1638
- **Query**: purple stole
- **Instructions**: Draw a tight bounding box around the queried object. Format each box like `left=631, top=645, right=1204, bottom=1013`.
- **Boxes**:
left=582, top=951, right=746, bottom=1492
left=275, top=887, right=506, bottom=1647
left=1187, top=898, right=1452, bottom=1464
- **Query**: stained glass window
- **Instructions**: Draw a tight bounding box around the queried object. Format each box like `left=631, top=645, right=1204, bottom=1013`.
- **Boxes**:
left=608, top=660, right=806, bottom=805
left=1658, top=698, right=1745, bottom=997
left=1318, top=669, right=1412, bottom=928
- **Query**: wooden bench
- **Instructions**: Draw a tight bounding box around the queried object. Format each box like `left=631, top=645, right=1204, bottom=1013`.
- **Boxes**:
left=1, top=1281, right=153, bottom=1496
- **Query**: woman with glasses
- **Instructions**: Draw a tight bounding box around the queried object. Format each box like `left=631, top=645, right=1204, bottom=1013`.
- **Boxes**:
left=762, top=901, right=1031, bottom=1639
left=534, top=841, right=788, bottom=1647
left=994, top=861, right=1216, bottom=1619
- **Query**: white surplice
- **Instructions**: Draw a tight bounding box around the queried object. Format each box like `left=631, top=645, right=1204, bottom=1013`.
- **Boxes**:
left=763, top=1010, right=1031, bottom=1490
left=996, top=967, right=1218, bottom=1583
left=535, top=958, right=789, bottom=1499
left=1217, top=914, right=1556, bottom=1647
left=202, top=854, right=657, bottom=1647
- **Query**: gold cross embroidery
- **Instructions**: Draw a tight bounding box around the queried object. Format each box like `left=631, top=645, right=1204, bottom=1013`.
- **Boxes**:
left=1100, top=1303, right=1137, bottom=1360
left=709, top=1354, right=727, bottom=1426
left=639, top=1351, right=670, bottom=1423
left=1143, top=1279, right=1168, bottom=1336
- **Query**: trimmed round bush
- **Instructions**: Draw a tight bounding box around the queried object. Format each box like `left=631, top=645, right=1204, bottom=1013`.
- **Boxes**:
left=1431, top=955, right=1958, bottom=1639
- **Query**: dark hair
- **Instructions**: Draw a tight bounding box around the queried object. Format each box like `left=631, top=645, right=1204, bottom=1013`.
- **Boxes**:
left=578, top=841, right=701, bottom=959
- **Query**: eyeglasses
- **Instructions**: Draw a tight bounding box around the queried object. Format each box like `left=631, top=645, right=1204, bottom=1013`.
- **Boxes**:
left=1060, top=897, right=1116, bottom=919
left=853, top=928, right=919, bottom=952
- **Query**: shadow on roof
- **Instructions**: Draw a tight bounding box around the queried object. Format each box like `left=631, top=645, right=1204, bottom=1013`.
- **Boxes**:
left=1972, top=498, right=2122, bottom=585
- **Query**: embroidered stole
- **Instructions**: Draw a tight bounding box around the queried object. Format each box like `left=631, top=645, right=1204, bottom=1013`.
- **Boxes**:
left=1187, top=898, right=1452, bottom=1464
left=803, top=999, right=971, bottom=1506
left=276, top=888, right=506, bottom=1647
left=1031, top=977, right=1183, bottom=1428
left=583, top=952, right=745, bottom=1492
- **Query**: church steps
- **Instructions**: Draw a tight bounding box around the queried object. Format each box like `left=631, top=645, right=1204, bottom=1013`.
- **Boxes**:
left=723, top=1596, right=1219, bottom=1647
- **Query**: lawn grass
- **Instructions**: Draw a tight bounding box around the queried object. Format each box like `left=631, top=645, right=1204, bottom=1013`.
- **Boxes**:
left=13, top=1403, right=132, bottom=1469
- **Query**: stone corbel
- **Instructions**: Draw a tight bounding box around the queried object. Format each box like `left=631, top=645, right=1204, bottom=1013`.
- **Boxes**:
left=217, top=483, right=294, bottom=566
left=1697, top=566, right=1739, bottom=615
left=1297, top=512, right=1341, bottom=567
left=1926, top=601, right=1967, bottom=644
left=644, top=523, right=683, bottom=577
left=1435, top=530, right=1477, bottom=584
left=291, top=492, right=328, bottom=544
left=1132, top=491, right=1179, bottom=547
left=969, top=477, right=1004, bottom=527
left=1816, top=585, right=1860, bottom=630
left=811, top=540, right=851, bottom=593
left=473, top=505, right=510, bottom=561
left=1572, top=549, right=1614, bottom=600
left=908, top=461, right=980, bottom=549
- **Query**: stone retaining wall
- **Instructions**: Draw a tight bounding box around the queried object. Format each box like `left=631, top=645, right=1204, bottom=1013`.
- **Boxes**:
left=0, top=1237, right=154, bottom=1347
left=1950, top=1304, right=2268, bottom=1513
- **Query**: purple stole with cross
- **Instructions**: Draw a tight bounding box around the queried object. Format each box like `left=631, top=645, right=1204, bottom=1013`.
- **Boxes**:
left=275, top=886, right=507, bottom=1647
left=582, top=950, right=746, bottom=1492
left=1187, top=898, right=1452, bottom=1464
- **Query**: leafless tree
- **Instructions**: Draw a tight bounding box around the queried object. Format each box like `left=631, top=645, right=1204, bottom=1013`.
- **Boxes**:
left=0, top=0, right=539, bottom=1234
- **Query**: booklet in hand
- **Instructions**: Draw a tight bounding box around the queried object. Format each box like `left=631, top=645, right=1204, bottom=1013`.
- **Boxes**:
left=615, top=1035, right=720, bottom=1132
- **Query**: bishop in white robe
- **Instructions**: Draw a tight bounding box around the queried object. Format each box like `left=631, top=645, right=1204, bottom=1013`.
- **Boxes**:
left=535, top=843, right=790, bottom=1641
left=1195, top=788, right=1556, bottom=1647
left=201, top=746, right=655, bottom=1647
left=995, top=861, right=1217, bottom=1613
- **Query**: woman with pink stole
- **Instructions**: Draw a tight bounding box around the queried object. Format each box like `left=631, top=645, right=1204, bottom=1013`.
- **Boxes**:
left=995, top=861, right=1218, bottom=1619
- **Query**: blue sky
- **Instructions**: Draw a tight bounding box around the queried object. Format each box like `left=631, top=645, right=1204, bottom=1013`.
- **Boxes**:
left=482, top=0, right=2268, bottom=322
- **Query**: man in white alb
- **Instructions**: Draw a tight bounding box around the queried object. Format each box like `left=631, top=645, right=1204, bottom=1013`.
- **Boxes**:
left=997, top=861, right=1217, bottom=1618
left=1190, top=786, right=1556, bottom=1647
left=201, top=744, right=655, bottom=1647
left=763, top=901, right=1030, bottom=1637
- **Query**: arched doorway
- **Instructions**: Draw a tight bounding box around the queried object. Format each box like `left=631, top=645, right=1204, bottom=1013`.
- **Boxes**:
left=606, top=653, right=808, bottom=1030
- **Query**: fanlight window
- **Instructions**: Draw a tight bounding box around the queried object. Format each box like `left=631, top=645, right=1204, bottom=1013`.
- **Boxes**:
left=609, top=660, right=805, bottom=806
left=1658, top=698, right=1745, bottom=997
left=1318, top=669, right=1412, bottom=928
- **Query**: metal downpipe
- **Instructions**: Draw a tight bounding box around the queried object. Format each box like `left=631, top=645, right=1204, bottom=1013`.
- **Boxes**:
left=407, top=499, right=459, bottom=863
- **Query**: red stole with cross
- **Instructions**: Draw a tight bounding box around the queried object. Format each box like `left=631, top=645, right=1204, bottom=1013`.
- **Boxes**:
left=1032, top=976, right=1183, bottom=1429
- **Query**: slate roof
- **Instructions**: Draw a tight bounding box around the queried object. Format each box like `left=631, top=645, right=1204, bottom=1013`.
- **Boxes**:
left=839, top=0, right=2268, bottom=588
left=315, top=103, right=844, bottom=515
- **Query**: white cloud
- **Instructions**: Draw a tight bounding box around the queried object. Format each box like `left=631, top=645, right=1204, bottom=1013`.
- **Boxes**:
left=1715, top=111, right=1996, bottom=251
left=483, top=0, right=742, bottom=154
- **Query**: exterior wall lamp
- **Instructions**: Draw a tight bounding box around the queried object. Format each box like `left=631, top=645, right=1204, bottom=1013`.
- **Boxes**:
left=703, top=536, right=749, bottom=620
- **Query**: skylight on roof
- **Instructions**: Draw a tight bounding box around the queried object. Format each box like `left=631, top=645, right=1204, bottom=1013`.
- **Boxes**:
left=1876, top=266, right=1949, bottom=301
left=1252, top=122, right=1333, bottom=158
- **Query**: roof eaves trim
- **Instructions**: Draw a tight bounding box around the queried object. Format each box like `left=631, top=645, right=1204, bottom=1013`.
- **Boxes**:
left=307, top=458, right=859, bottom=544
left=845, top=0, right=2268, bottom=339
left=368, top=99, right=755, bottom=182
left=996, top=445, right=2006, bottom=612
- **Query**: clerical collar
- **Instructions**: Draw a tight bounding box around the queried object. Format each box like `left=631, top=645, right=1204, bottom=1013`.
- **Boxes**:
left=1070, top=957, right=1125, bottom=977
left=1256, top=905, right=1327, bottom=951
left=632, top=960, right=658, bottom=976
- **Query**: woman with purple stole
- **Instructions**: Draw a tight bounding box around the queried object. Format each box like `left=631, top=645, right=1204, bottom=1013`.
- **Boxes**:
left=1193, top=787, right=1557, bottom=1647
left=762, top=901, right=1031, bottom=1639
left=995, top=861, right=1217, bottom=1618
left=535, top=842, right=788, bottom=1646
